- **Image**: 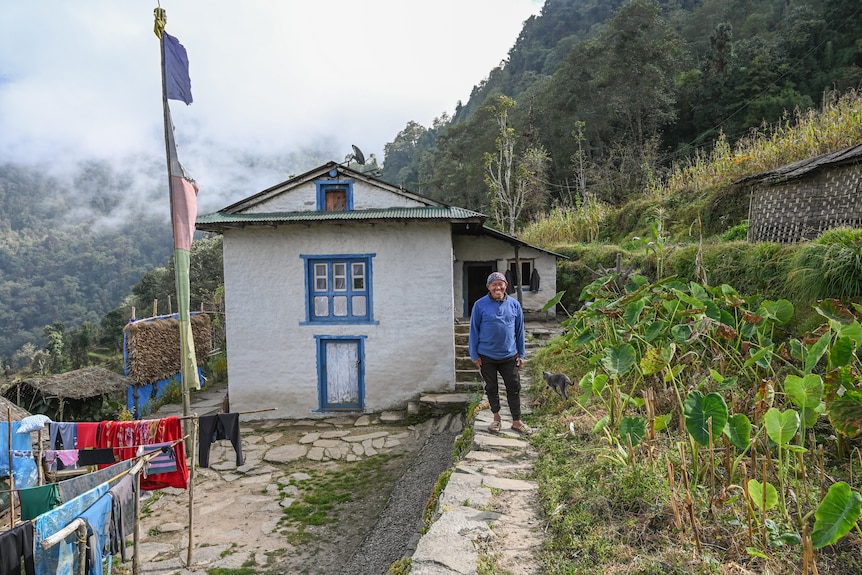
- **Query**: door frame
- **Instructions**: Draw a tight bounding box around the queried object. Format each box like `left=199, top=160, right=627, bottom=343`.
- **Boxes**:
left=315, top=335, right=366, bottom=411
left=463, top=261, right=495, bottom=317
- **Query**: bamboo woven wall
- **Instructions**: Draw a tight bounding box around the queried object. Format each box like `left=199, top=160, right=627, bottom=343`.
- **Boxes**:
left=124, top=313, right=211, bottom=384
left=748, top=163, right=862, bottom=243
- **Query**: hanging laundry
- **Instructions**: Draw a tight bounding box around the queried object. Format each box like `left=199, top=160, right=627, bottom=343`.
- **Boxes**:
left=77, top=449, right=115, bottom=467
left=530, top=268, right=540, bottom=291
left=504, top=269, right=516, bottom=294
left=139, top=442, right=177, bottom=476
left=56, top=459, right=133, bottom=505
left=55, top=450, right=79, bottom=468
left=0, top=521, right=36, bottom=575
left=75, top=492, right=113, bottom=575
left=95, top=417, right=187, bottom=490
left=75, top=422, right=100, bottom=450
left=107, top=474, right=135, bottom=562
left=1, top=422, right=39, bottom=488
left=18, top=483, right=61, bottom=520
left=48, top=422, right=77, bottom=451
left=198, top=412, right=245, bottom=468
left=34, top=483, right=108, bottom=575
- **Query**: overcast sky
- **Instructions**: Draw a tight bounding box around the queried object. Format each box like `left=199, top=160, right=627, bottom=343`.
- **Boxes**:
left=0, top=1, right=543, bottom=212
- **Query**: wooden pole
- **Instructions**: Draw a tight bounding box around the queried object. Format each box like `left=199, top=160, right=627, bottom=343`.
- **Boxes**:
left=186, top=414, right=197, bottom=567
left=8, top=407, right=15, bottom=529
left=133, top=463, right=141, bottom=575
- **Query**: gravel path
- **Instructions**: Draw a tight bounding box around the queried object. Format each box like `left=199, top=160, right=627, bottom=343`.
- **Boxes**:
left=338, top=414, right=465, bottom=575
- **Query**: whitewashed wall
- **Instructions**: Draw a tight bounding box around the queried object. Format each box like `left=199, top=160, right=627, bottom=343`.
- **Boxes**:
left=243, top=179, right=426, bottom=213
left=223, top=221, right=455, bottom=419
left=452, top=234, right=557, bottom=318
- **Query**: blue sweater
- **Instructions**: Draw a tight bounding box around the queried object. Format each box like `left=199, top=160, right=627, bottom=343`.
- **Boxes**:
left=469, top=294, right=526, bottom=361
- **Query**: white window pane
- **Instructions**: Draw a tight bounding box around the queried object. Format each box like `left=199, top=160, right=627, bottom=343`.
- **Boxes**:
left=352, top=262, right=365, bottom=290
left=314, top=264, right=328, bottom=291
left=334, top=263, right=347, bottom=291
left=333, top=296, right=348, bottom=316
left=314, top=296, right=329, bottom=317
left=352, top=295, right=366, bottom=317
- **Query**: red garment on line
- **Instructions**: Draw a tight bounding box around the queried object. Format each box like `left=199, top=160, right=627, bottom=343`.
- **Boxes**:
left=96, top=416, right=188, bottom=490
left=76, top=422, right=99, bottom=449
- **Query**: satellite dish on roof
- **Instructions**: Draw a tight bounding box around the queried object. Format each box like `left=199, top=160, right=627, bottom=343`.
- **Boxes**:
left=351, top=145, right=366, bottom=165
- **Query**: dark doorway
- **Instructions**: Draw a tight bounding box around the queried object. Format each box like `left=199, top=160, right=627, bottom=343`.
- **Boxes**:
left=464, top=262, right=495, bottom=317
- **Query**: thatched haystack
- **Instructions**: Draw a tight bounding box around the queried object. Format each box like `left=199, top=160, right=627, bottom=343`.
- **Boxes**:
left=124, top=313, right=211, bottom=385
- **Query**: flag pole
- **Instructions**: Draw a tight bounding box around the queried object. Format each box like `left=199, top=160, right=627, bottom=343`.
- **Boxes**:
left=155, top=7, right=197, bottom=423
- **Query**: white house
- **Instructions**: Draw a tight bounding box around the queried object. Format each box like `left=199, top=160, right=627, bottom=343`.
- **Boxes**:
left=196, top=162, right=563, bottom=419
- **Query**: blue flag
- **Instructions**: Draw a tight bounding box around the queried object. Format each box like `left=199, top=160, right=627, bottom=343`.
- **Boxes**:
left=164, top=32, right=193, bottom=105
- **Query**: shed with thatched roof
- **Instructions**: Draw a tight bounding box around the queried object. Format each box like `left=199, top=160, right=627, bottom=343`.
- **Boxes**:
left=745, top=144, right=862, bottom=243
left=123, top=312, right=211, bottom=417
left=4, top=366, right=129, bottom=421
left=0, top=395, right=31, bottom=421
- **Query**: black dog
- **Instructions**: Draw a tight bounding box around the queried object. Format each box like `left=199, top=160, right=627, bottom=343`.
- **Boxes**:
left=543, top=371, right=572, bottom=400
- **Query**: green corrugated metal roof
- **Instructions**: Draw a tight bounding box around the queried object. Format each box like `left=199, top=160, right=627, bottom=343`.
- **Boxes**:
left=196, top=206, right=484, bottom=229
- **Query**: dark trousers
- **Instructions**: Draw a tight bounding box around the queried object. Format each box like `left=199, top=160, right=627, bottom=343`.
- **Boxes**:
left=479, top=354, right=521, bottom=421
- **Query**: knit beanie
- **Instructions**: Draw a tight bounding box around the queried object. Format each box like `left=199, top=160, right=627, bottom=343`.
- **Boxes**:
left=486, top=272, right=507, bottom=286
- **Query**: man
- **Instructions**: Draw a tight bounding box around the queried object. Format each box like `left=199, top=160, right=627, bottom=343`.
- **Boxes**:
left=469, top=271, right=533, bottom=435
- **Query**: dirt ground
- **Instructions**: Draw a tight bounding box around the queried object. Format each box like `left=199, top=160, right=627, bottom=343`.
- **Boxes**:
left=115, top=412, right=463, bottom=575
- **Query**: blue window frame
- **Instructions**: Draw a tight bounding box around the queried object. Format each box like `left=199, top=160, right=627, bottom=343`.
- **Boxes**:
left=315, top=178, right=354, bottom=211
left=302, top=254, right=376, bottom=324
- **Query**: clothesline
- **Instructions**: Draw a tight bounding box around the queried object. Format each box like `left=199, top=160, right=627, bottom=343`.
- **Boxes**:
left=38, top=442, right=177, bottom=550
left=0, top=436, right=187, bottom=497
left=176, top=407, right=277, bottom=420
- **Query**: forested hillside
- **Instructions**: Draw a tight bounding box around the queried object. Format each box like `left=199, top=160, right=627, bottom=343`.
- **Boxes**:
left=0, top=162, right=174, bottom=362
left=380, top=0, right=862, bottom=214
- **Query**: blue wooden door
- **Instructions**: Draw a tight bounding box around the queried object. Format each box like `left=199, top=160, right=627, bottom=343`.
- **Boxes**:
left=319, top=338, right=363, bottom=410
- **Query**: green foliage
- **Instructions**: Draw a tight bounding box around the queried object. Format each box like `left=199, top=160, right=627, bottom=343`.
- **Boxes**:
left=811, top=482, right=862, bottom=549
left=788, top=227, right=862, bottom=302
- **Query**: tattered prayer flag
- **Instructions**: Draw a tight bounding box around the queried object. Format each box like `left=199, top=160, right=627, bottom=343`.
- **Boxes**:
left=166, top=108, right=198, bottom=252
left=164, top=32, right=193, bottom=105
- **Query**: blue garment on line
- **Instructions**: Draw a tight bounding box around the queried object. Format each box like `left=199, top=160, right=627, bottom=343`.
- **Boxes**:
left=76, top=492, right=113, bottom=575
left=0, top=422, right=39, bottom=488
left=34, top=483, right=108, bottom=575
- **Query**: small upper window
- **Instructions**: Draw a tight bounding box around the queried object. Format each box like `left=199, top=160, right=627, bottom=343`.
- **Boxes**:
left=316, top=179, right=354, bottom=211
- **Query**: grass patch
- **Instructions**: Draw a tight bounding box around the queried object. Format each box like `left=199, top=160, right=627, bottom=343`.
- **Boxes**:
left=279, top=453, right=402, bottom=531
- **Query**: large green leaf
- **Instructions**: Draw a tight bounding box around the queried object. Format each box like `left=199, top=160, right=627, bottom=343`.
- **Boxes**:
left=829, top=335, right=854, bottom=369
left=575, top=328, right=597, bottom=347
left=804, top=332, right=831, bottom=374
left=640, top=345, right=672, bottom=376
left=619, top=416, right=646, bottom=447
left=541, top=290, right=565, bottom=312
left=784, top=374, right=823, bottom=409
left=742, top=345, right=774, bottom=370
left=601, top=343, right=636, bottom=376
left=814, top=299, right=855, bottom=325
left=763, top=407, right=799, bottom=446
left=643, top=320, right=666, bottom=342
left=723, top=413, right=752, bottom=451
left=748, top=479, right=778, bottom=511
left=759, top=299, right=794, bottom=325
left=811, top=482, right=862, bottom=549
left=684, top=390, right=729, bottom=446
left=838, top=321, right=862, bottom=347
left=623, top=298, right=646, bottom=327
left=828, top=388, right=862, bottom=439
